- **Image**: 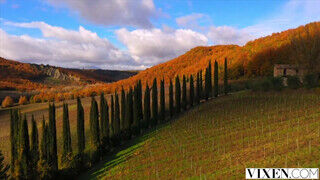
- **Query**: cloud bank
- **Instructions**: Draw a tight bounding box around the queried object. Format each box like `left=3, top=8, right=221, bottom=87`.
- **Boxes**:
left=0, top=22, right=137, bottom=69
left=47, top=0, right=158, bottom=28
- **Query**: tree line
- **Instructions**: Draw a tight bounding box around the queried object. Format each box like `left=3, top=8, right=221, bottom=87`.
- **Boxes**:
left=7, top=59, right=229, bottom=179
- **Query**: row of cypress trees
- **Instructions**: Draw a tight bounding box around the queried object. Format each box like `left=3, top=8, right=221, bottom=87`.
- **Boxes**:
left=9, top=58, right=229, bottom=179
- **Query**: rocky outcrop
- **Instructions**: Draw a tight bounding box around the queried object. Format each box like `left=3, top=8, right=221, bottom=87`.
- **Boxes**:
left=36, top=64, right=80, bottom=82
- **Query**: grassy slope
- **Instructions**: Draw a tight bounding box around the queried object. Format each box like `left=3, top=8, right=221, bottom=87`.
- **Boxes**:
left=81, top=90, right=320, bottom=179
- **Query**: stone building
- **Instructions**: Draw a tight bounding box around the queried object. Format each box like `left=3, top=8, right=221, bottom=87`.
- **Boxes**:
left=273, top=64, right=306, bottom=78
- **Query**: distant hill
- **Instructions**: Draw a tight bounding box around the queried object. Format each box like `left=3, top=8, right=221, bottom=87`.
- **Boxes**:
left=0, top=57, right=138, bottom=91
left=104, top=21, right=320, bottom=92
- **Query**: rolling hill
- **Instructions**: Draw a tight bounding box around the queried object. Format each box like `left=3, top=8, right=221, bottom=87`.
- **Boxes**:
left=79, top=21, right=320, bottom=95
left=0, top=57, right=138, bottom=91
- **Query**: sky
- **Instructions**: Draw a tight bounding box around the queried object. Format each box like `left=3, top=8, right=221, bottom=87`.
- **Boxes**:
left=0, top=0, right=319, bottom=70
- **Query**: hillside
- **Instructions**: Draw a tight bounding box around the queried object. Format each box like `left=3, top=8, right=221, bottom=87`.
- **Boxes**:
left=74, top=22, right=320, bottom=95
left=81, top=90, right=320, bottom=179
left=0, top=57, right=137, bottom=91
left=4, top=22, right=320, bottom=101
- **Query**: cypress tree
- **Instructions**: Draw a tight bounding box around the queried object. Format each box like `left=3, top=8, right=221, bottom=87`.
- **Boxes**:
left=102, top=98, right=110, bottom=150
left=224, top=57, right=228, bottom=95
left=30, top=115, right=39, bottom=169
left=62, top=103, right=72, bottom=163
left=0, top=149, right=9, bottom=179
left=214, top=60, right=219, bottom=97
left=48, top=103, right=58, bottom=171
left=196, top=72, right=200, bottom=104
left=77, top=97, right=85, bottom=155
left=10, top=109, right=19, bottom=173
left=90, top=97, right=100, bottom=152
left=125, top=88, right=133, bottom=139
left=175, top=76, right=181, bottom=114
left=137, top=81, right=143, bottom=126
left=143, top=84, right=151, bottom=129
left=40, top=116, right=48, bottom=162
left=110, top=95, right=115, bottom=138
left=205, top=67, right=209, bottom=100
left=38, top=116, right=50, bottom=179
left=100, top=93, right=106, bottom=138
left=189, top=75, right=194, bottom=107
left=133, top=85, right=140, bottom=135
left=208, top=61, right=212, bottom=97
left=182, top=75, right=187, bottom=110
left=169, top=80, right=174, bottom=117
left=120, top=88, right=126, bottom=134
left=199, top=70, right=203, bottom=100
left=151, top=78, right=158, bottom=126
left=17, top=114, right=31, bottom=179
left=160, top=79, right=165, bottom=122
left=114, top=92, right=120, bottom=138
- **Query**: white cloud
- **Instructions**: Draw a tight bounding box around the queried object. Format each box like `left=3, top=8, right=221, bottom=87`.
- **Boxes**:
left=116, top=28, right=208, bottom=65
left=0, top=21, right=137, bottom=69
left=47, top=0, right=158, bottom=28
left=176, top=13, right=205, bottom=28
left=207, top=26, right=253, bottom=45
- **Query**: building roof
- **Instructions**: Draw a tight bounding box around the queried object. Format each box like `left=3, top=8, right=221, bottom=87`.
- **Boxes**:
left=274, top=64, right=301, bottom=69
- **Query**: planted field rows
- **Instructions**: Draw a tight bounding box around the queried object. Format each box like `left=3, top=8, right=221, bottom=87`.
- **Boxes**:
left=83, top=90, right=320, bottom=179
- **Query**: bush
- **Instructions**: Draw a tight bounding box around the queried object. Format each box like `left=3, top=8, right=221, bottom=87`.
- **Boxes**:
left=250, top=78, right=272, bottom=92
left=303, top=74, right=319, bottom=89
left=18, top=96, right=28, bottom=105
left=287, top=76, right=301, bottom=89
left=270, top=77, right=284, bottom=91
left=1, top=96, right=14, bottom=108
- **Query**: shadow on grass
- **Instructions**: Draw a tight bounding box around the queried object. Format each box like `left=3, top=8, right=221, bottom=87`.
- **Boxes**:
left=79, top=122, right=171, bottom=179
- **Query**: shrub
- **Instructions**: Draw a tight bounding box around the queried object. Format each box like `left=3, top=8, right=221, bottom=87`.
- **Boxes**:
left=287, top=76, right=301, bottom=89
left=270, top=77, right=283, bottom=91
left=250, top=78, right=272, bottom=92
left=18, top=96, right=28, bottom=105
left=303, top=74, right=319, bottom=89
left=2, top=96, right=14, bottom=108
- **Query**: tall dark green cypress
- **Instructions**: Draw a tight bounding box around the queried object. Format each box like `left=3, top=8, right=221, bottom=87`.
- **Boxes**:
left=62, top=103, right=72, bottom=162
left=133, top=84, right=140, bottom=135
left=48, top=103, right=57, bottom=171
left=196, top=72, right=200, bottom=104
left=114, top=92, right=120, bottom=137
left=10, top=109, right=19, bottom=173
left=169, top=80, right=174, bottom=117
left=76, top=97, right=85, bottom=155
left=160, top=79, right=165, bottom=122
left=120, top=88, right=126, bottom=134
left=100, top=93, right=106, bottom=138
left=90, top=97, right=100, bottom=151
left=208, top=61, right=212, bottom=98
left=17, top=114, right=31, bottom=179
left=175, top=76, right=181, bottom=114
left=137, top=81, right=143, bottom=126
left=110, top=95, right=115, bottom=138
left=199, top=70, right=203, bottom=100
left=30, top=115, right=39, bottom=168
left=224, top=57, right=228, bottom=95
left=40, top=116, right=48, bottom=163
left=189, top=75, right=194, bottom=107
left=205, top=67, right=209, bottom=100
left=182, top=75, right=187, bottom=110
left=214, top=60, right=219, bottom=97
left=143, top=84, right=151, bottom=129
left=151, top=78, right=158, bottom=126
left=125, top=88, right=133, bottom=139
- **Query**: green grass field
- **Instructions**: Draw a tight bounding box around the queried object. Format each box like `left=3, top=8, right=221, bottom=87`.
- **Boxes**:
left=81, top=90, right=320, bottom=179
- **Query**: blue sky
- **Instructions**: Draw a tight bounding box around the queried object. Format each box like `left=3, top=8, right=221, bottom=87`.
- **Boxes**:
left=0, top=0, right=319, bottom=70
